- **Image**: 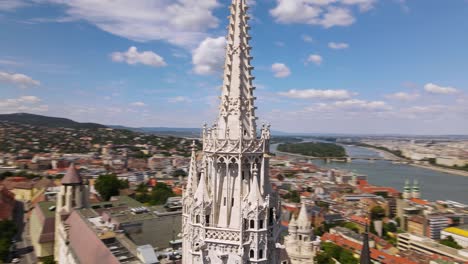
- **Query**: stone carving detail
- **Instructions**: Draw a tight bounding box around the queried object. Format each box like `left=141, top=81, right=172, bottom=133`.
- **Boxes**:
left=206, top=229, right=240, bottom=242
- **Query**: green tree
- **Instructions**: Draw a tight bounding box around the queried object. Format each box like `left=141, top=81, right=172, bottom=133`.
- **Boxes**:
left=94, top=174, right=128, bottom=201
left=440, top=236, right=463, bottom=249
left=314, top=252, right=334, bottom=264
left=289, top=190, right=301, bottom=203
left=339, top=249, right=358, bottom=264
left=342, top=222, right=360, bottom=233
left=40, top=255, right=56, bottom=264
left=0, top=220, right=17, bottom=261
left=149, top=183, right=175, bottom=205
left=384, top=222, right=397, bottom=233
left=172, top=169, right=188, bottom=177
left=370, top=206, right=386, bottom=220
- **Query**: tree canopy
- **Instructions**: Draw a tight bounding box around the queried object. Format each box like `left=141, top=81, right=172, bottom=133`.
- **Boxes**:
left=0, top=220, right=17, bottom=261
left=277, top=142, right=346, bottom=157
left=94, top=174, right=129, bottom=201
left=440, top=236, right=463, bottom=249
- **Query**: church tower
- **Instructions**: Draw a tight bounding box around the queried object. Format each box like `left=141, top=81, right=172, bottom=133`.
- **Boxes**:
left=182, top=0, right=282, bottom=263
left=402, top=179, right=412, bottom=199
left=412, top=179, right=421, bottom=199
left=284, top=203, right=318, bottom=264
left=54, top=163, right=89, bottom=261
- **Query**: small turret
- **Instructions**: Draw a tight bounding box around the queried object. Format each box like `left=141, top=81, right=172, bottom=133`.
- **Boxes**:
left=412, top=179, right=421, bottom=199
left=403, top=179, right=412, bottom=199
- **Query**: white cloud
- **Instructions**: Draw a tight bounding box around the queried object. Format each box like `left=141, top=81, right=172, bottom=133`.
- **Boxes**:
left=386, top=92, right=420, bottom=101
left=272, top=63, right=291, bottom=78
left=0, top=0, right=28, bottom=11
left=307, top=99, right=391, bottom=112
left=302, top=34, right=314, bottom=43
left=192, top=36, right=226, bottom=75
left=0, top=96, right=47, bottom=114
left=270, top=0, right=373, bottom=28
left=0, top=71, right=40, bottom=88
left=279, top=89, right=353, bottom=100
left=35, top=0, right=221, bottom=48
left=270, top=0, right=322, bottom=24
left=111, top=46, right=167, bottom=67
left=328, top=42, right=349, bottom=49
left=320, top=6, right=355, bottom=28
left=403, top=105, right=447, bottom=114
left=131, top=101, right=146, bottom=107
left=341, top=0, right=376, bottom=12
left=307, top=54, right=323, bottom=65
left=424, top=83, right=458, bottom=95
left=168, top=96, right=192, bottom=103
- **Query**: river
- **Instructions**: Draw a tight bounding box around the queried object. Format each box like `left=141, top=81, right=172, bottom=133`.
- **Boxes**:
left=271, top=143, right=468, bottom=204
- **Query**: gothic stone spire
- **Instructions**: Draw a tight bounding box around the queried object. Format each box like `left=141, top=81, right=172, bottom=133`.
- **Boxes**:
left=217, top=0, right=256, bottom=140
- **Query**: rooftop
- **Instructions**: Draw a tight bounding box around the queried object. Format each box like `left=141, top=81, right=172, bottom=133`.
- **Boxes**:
left=443, top=225, right=468, bottom=238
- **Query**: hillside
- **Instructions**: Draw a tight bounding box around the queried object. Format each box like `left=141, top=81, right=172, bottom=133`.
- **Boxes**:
left=0, top=113, right=106, bottom=129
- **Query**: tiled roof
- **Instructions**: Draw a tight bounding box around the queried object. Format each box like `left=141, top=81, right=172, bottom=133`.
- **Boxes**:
left=61, top=163, right=83, bottom=185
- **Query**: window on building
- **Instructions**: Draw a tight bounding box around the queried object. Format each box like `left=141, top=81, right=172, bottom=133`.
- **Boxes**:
left=269, top=208, right=274, bottom=225
left=250, top=220, right=255, bottom=229
left=196, top=215, right=200, bottom=224
left=259, top=220, right=264, bottom=229
left=259, top=249, right=263, bottom=259
left=250, top=249, right=254, bottom=258
left=205, top=215, right=210, bottom=225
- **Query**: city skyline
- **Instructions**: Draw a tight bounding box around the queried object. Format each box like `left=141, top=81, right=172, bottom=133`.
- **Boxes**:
left=1, top=0, right=468, bottom=135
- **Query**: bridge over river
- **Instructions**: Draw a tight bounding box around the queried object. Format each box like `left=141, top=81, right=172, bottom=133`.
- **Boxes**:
left=274, top=150, right=403, bottom=163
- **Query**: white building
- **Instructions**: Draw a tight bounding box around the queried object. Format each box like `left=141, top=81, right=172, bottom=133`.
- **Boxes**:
left=284, top=203, right=320, bottom=264
left=441, top=226, right=468, bottom=248
left=181, top=0, right=282, bottom=263
left=398, top=233, right=468, bottom=262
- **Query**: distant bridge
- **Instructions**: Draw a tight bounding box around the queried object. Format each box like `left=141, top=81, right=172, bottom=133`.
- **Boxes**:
left=274, top=151, right=402, bottom=163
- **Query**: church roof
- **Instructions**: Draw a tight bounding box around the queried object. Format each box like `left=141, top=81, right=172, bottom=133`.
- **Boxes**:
left=61, top=163, right=83, bottom=185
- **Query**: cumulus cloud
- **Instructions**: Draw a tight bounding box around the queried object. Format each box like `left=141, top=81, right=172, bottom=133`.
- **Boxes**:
left=386, top=92, right=420, bottom=101
left=307, top=99, right=391, bottom=112
left=270, top=0, right=373, bottom=28
left=33, top=0, right=221, bottom=48
left=272, top=63, right=291, bottom=78
left=131, top=101, right=146, bottom=107
left=321, top=6, right=355, bottom=27
left=424, top=83, right=458, bottom=94
left=192, top=36, right=226, bottom=75
left=307, top=54, right=323, bottom=65
left=328, top=42, right=349, bottom=49
left=111, top=47, right=167, bottom=67
left=0, top=0, right=29, bottom=11
left=279, top=89, right=353, bottom=100
left=0, top=71, right=40, bottom=88
left=0, top=96, right=47, bottom=113
left=168, top=96, right=192, bottom=103
left=341, top=0, right=376, bottom=12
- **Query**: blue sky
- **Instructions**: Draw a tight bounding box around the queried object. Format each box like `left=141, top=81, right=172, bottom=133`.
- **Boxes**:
left=1, top=0, right=467, bottom=135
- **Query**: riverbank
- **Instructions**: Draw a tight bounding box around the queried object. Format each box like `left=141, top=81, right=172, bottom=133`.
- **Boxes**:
left=410, top=163, right=468, bottom=177
left=359, top=145, right=468, bottom=177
